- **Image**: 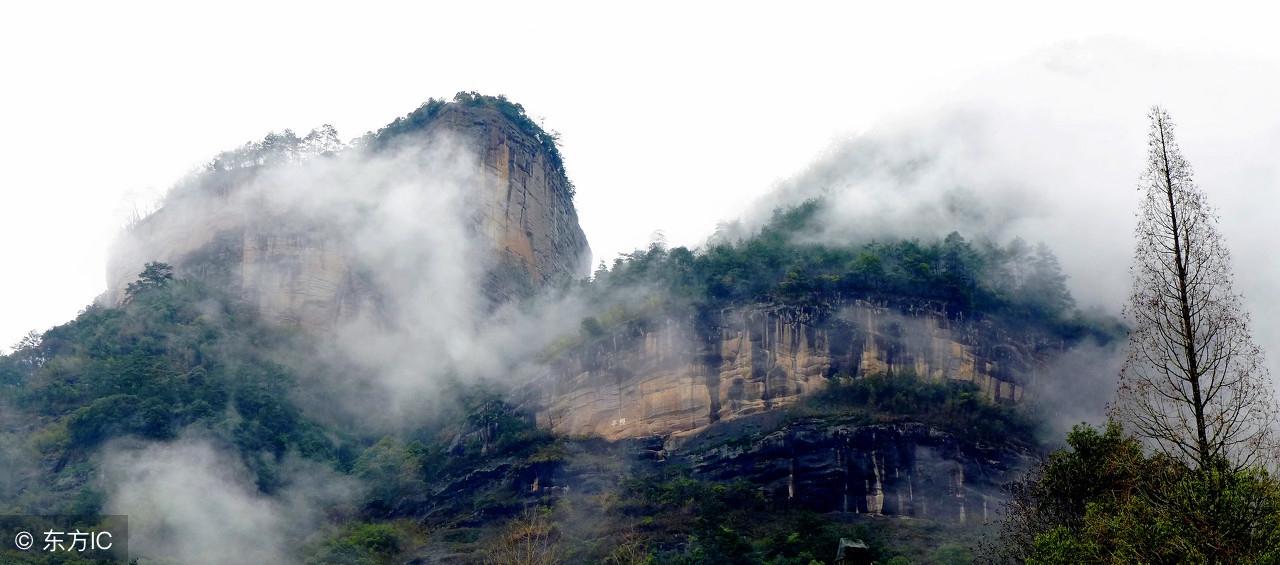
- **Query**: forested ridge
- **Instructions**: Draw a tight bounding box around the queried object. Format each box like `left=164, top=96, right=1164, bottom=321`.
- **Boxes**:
left=4, top=105, right=1278, bottom=564
left=1, top=198, right=1088, bottom=563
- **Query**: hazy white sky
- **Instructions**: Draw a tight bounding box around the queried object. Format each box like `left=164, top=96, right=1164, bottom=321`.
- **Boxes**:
left=1, top=1, right=1278, bottom=349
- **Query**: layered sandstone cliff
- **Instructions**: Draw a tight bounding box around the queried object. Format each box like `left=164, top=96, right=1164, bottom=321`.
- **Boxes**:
left=105, top=100, right=591, bottom=326
left=534, top=300, right=1058, bottom=441
left=407, top=101, right=591, bottom=300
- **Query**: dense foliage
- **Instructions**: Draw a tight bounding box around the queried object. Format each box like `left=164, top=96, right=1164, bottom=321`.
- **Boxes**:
left=586, top=200, right=1104, bottom=340
left=0, top=265, right=573, bottom=562
left=806, top=372, right=1040, bottom=447
left=0, top=263, right=351, bottom=513
left=615, top=467, right=974, bottom=565
left=990, top=423, right=1280, bottom=563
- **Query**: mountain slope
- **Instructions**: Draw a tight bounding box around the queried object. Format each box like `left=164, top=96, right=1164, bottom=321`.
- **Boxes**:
left=0, top=96, right=1122, bottom=564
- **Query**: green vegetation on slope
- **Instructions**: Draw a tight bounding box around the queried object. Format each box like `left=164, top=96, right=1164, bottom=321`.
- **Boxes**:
left=989, top=423, right=1280, bottom=563
left=615, top=469, right=975, bottom=565
left=0, top=197, right=1104, bottom=562
left=581, top=199, right=1114, bottom=342
left=0, top=264, right=353, bottom=514
left=804, top=372, right=1040, bottom=447
left=0, top=260, right=1039, bottom=564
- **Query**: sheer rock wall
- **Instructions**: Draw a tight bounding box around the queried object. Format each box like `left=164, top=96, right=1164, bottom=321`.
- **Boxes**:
left=105, top=103, right=590, bottom=326
left=535, top=301, right=1055, bottom=441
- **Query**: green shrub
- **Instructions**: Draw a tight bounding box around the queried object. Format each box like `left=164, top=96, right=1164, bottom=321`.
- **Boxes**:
left=993, top=423, right=1280, bottom=563
left=808, top=372, right=1039, bottom=446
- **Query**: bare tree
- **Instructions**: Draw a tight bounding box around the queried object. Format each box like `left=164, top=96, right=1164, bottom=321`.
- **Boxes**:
left=1115, top=106, right=1274, bottom=472
left=484, top=508, right=562, bottom=565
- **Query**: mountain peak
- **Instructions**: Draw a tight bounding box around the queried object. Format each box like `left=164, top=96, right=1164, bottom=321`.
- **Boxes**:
left=105, top=95, right=590, bottom=326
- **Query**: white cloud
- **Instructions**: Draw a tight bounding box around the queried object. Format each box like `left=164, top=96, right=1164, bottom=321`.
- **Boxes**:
left=102, top=438, right=357, bottom=565
left=731, top=38, right=1280, bottom=377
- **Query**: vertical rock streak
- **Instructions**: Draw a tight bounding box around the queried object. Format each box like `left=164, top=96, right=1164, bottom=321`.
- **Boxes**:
left=537, top=300, right=1044, bottom=441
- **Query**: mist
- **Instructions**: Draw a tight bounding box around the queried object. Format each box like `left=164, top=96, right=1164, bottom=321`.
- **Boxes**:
left=79, top=128, right=610, bottom=562
left=105, top=127, right=603, bottom=436
left=101, top=38, right=1280, bottom=452
left=101, top=437, right=358, bottom=565
left=7, top=36, right=1277, bottom=562
left=730, top=39, right=1280, bottom=389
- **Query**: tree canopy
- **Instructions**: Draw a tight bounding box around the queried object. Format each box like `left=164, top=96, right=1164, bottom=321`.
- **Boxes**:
left=585, top=199, right=1096, bottom=339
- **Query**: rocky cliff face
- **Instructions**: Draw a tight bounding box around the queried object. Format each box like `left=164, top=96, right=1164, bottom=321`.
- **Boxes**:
left=534, top=300, right=1060, bottom=441
left=412, top=102, right=591, bottom=302
left=400, top=415, right=1024, bottom=534
left=105, top=101, right=591, bottom=327
left=686, top=418, right=1026, bottom=522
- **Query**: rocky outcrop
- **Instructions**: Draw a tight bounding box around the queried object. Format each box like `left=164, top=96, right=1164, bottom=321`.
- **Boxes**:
left=403, top=416, right=1025, bottom=532
left=534, top=300, right=1061, bottom=441
left=105, top=100, right=591, bottom=326
left=415, top=103, right=590, bottom=299
left=686, top=418, right=1027, bottom=522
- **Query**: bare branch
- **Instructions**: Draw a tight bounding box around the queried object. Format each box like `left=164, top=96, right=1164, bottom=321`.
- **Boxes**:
left=1113, top=107, right=1276, bottom=473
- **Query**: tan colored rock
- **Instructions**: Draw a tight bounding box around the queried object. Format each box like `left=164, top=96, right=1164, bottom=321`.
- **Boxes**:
left=105, top=102, right=590, bottom=326
left=535, top=301, right=1048, bottom=441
